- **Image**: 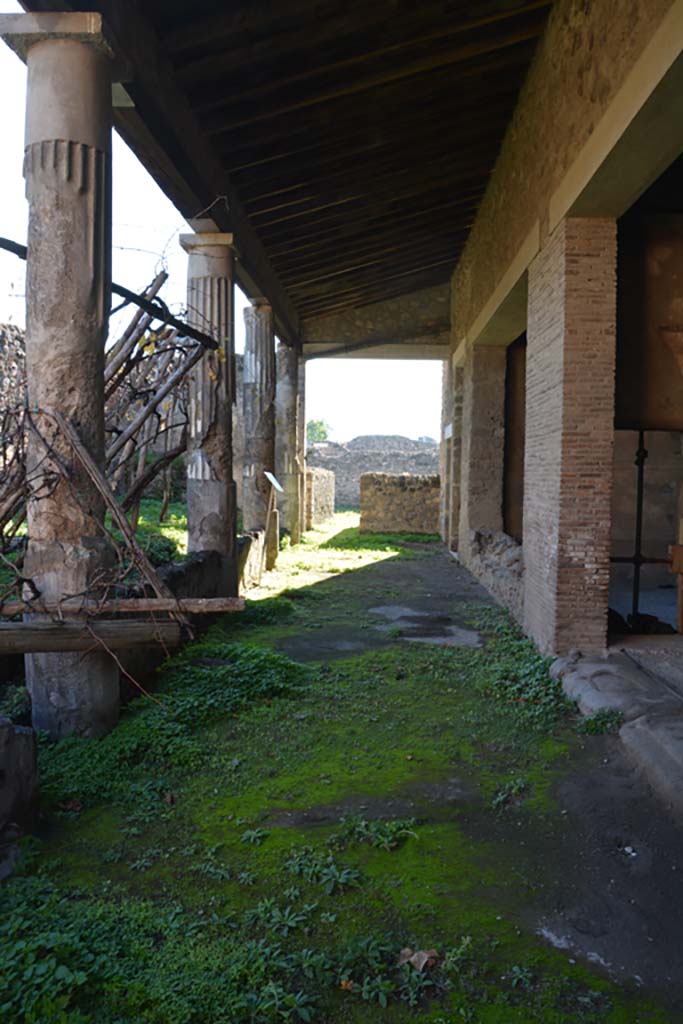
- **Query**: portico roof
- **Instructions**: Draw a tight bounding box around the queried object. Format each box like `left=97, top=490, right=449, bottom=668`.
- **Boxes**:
left=21, top=0, right=552, bottom=343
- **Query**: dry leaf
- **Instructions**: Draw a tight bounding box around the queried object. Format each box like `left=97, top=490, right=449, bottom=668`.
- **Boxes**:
left=339, top=979, right=354, bottom=992
left=398, top=947, right=439, bottom=972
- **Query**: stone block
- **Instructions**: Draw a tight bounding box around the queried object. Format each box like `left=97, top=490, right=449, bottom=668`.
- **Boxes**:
left=620, top=713, right=683, bottom=818
left=557, top=652, right=683, bottom=722
left=305, top=467, right=335, bottom=529
left=0, top=715, right=38, bottom=830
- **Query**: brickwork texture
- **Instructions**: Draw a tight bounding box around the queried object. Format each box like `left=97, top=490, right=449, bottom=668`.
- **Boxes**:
left=524, top=217, right=617, bottom=656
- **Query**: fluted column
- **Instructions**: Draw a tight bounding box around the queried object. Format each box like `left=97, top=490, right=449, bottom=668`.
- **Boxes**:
left=180, top=232, right=237, bottom=595
left=275, top=342, right=302, bottom=543
left=0, top=14, right=117, bottom=737
left=242, top=301, right=276, bottom=538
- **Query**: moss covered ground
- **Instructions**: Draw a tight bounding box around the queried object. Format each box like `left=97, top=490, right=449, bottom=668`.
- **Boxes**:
left=0, top=514, right=675, bottom=1022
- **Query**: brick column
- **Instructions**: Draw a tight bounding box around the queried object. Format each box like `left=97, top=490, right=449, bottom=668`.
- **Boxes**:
left=458, top=346, right=507, bottom=566
left=1, top=14, right=118, bottom=737
left=449, top=363, right=464, bottom=550
left=275, top=342, right=302, bottom=543
left=180, top=232, right=237, bottom=596
left=524, top=217, right=616, bottom=656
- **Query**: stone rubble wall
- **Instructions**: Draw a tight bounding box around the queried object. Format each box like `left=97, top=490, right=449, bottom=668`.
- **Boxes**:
left=305, top=467, right=335, bottom=530
left=360, top=473, right=440, bottom=535
left=307, top=434, right=438, bottom=509
left=465, top=529, right=524, bottom=624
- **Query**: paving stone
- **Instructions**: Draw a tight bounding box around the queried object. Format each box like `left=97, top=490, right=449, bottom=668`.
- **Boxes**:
left=620, top=713, right=683, bottom=817
left=554, top=652, right=683, bottom=722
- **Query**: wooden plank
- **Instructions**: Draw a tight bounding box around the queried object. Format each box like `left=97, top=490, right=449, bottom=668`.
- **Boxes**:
left=1, top=597, right=245, bottom=617
left=0, top=620, right=182, bottom=653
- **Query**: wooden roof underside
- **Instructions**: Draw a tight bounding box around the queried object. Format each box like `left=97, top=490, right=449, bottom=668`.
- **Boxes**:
left=23, top=0, right=552, bottom=341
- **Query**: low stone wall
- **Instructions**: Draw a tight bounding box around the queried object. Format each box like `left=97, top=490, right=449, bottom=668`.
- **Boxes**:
left=360, top=473, right=440, bottom=534
left=305, top=467, right=335, bottom=530
left=307, top=435, right=439, bottom=509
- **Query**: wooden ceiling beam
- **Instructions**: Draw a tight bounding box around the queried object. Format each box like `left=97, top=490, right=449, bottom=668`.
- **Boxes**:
left=273, top=219, right=478, bottom=279
left=255, top=180, right=484, bottom=245
left=297, top=264, right=457, bottom=316
left=199, top=24, right=544, bottom=134
left=286, top=238, right=463, bottom=293
left=180, top=2, right=550, bottom=99
left=237, top=120, right=508, bottom=206
left=222, top=74, right=522, bottom=175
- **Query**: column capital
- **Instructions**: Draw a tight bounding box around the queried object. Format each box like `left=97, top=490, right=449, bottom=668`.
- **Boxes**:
left=0, top=12, right=114, bottom=60
left=180, top=232, right=235, bottom=255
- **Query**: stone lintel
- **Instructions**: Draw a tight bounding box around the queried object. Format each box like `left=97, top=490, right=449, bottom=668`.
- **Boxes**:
left=0, top=12, right=114, bottom=60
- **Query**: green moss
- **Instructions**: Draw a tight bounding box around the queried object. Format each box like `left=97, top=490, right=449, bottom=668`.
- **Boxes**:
left=1, top=514, right=676, bottom=1022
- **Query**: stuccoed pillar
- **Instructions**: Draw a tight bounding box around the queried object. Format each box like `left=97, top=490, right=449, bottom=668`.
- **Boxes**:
left=0, top=14, right=118, bottom=737
left=243, top=301, right=276, bottom=546
left=180, top=232, right=237, bottom=595
left=275, top=342, right=302, bottom=544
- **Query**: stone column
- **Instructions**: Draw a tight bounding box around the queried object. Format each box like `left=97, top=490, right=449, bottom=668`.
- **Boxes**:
left=524, top=217, right=616, bottom=656
left=243, top=301, right=277, bottom=566
left=297, top=358, right=307, bottom=537
left=449, top=363, right=464, bottom=550
left=180, top=232, right=237, bottom=595
left=439, top=359, right=453, bottom=542
left=458, top=345, right=507, bottom=566
left=275, top=342, right=302, bottom=544
left=0, top=14, right=117, bottom=737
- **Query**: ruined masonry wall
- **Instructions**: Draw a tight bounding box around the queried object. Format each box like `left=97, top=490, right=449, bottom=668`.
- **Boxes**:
left=360, top=473, right=440, bottom=535
left=307, top=435, right=438, bottom=508
left=305, top=467, right=335, bottom=530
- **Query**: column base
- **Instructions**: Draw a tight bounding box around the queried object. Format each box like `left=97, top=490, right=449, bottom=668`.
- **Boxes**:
left=26, top=650, right=119, bottom=739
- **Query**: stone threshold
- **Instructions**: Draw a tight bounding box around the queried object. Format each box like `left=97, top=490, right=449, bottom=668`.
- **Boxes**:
left=552, top=639, right=683, bottom=819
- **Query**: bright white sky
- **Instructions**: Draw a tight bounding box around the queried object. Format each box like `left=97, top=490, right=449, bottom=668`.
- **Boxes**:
left=0, top=2, right=442, bottom=443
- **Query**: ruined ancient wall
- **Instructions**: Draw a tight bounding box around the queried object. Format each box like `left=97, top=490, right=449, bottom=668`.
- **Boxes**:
left=360, top=473, right=440, bottom=535
left=451, top=0, right=676, bottom=344
left=304, top=467, right=335, bottom=530
left=307, top=435, right=438, bottom=509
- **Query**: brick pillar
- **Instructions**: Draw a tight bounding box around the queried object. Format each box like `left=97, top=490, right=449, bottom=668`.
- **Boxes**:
left=449, top=363, right=464, bottom=550
left=2, top=14, right=118, bottom=737
left=180, top=232, right=238, bottom=596
left=458, top=346, right=506, bottom=566
left=524, top=217, right=616, bottom=656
